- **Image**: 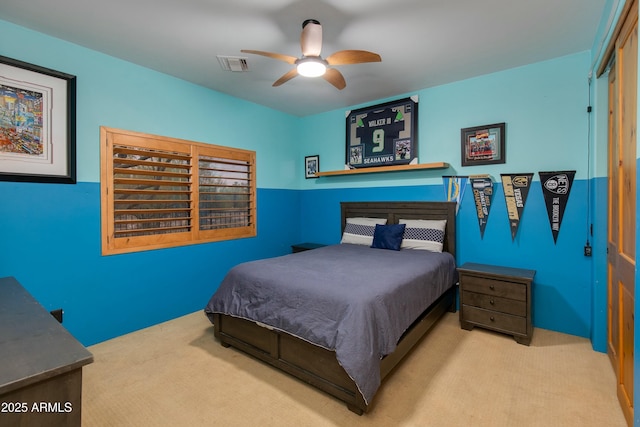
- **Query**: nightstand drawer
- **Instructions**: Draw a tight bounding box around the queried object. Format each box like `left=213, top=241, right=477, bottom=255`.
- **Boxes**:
left=461, top=275, right=526, bottom=301
left=461, top=291, right=526, bottom=317
left=462, top=306, right=527, bottom=335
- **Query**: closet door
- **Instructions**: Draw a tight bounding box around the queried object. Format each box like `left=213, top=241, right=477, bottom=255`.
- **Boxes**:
left=607, top=61, right=620, bottom=377
left=607, top=2, right=637, bottom=425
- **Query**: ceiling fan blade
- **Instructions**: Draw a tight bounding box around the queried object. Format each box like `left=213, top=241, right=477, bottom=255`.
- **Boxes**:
left=326, top=50, right=382, bottom=65
left=241, top=50, right=297, bottom=65
left=273, top=68, right=299, bottom=87
left=300, top=20, right=322, bottom=57
left=323, top=68, right=346, bottom=90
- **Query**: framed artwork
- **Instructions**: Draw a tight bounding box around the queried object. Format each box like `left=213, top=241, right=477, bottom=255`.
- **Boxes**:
left=345, top=96, right=418, bottom=169
left=0, top=55, right=76, bottom=183
left=305, top=155, right=319, bottom=179
left=461, top=122, right=505, bottom=167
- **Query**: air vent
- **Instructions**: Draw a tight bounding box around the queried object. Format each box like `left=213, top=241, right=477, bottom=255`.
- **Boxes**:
left=217, top=56, right=249, bottom=72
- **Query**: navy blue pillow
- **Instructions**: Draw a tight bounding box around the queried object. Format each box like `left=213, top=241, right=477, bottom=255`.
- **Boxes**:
left=371, top=223, right=406, bottom=251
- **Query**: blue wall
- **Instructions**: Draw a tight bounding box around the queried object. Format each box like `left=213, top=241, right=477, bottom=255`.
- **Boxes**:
left=299, top=51, right=599, bottom=344
left=0, top=20, right=302, bottom=345
left=299, top=179, right=593, bottom=340
left=0, top=17, right=606, bottom=352
left=299, top=54, right=591, bottom=189
left=0, top=182, right=300, bottom=345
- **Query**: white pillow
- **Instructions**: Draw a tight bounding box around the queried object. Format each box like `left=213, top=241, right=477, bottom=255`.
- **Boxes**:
left=399, top=219, right=447, bottom=252
left=340, top=217, right=387, bottom=246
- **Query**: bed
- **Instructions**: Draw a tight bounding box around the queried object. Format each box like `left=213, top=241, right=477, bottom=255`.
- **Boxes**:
left=204, top=201, right=457, bottom=415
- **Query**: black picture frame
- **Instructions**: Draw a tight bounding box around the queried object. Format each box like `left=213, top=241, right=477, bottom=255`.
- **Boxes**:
left=461, top=122, right=505, bottom=167
left=0, top=55, right=76, bottom=183
left=305, top=155, right=319, bottom=179
left=345, top=96, right=418, bottom=169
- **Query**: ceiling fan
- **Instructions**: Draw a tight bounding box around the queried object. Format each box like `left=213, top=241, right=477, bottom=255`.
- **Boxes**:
left=241, top=19, right=381, bottom=90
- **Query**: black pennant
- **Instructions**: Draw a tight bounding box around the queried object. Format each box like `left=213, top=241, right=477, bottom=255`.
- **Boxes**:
left=501, top=173, right=533, bottom=241
left=469, top=175, right=494, bottom=238
left=539, top=171, right=576, bottom=243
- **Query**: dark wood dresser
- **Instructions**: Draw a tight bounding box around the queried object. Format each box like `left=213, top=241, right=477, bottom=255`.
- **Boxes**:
left=0, top=277, right=93, bottom=426
left=458, top=263, right=535, bottom=345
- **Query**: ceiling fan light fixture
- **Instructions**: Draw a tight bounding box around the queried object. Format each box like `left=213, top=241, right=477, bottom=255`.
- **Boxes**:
left=242, top=19, right=380, bottom=89
left=296, top=57, right=327, bottom=77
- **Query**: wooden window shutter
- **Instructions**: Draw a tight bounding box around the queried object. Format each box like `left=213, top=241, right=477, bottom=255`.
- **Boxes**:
left=101, top=127, right=256, bottom=255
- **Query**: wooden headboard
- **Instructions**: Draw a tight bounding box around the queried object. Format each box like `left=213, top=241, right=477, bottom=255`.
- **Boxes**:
left=340, top=201, right=457, bottom=257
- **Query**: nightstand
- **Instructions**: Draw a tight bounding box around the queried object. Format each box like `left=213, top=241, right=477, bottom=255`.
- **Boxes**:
left=458, top=262, right=535, bottom=345
left=291, top=242, right=327, bottom=253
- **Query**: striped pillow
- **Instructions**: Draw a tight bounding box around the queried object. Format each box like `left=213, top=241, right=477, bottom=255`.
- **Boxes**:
left=399, top=219, right=447, bottom=252
left=340, top=217, right=387, bottom=246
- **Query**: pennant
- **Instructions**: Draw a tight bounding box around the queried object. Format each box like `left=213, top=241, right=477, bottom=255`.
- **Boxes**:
left=469, top=175, right=494, bottom=238
left=538, top=171, right=576, bottom=243
left=500, top=173, right=533, bottom=240
left=442, top=175, right=468, bottom=214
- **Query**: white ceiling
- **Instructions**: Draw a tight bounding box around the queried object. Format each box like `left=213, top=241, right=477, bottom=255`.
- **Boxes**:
left=0, top=0, right=606, bottom=117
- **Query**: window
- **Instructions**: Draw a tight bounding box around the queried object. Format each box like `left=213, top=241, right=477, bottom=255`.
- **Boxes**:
left=100, top=127, right=256, bottom=255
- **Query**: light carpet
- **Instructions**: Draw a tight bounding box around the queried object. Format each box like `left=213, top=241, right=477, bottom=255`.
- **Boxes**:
left=83, top=311, right=627, bottom=426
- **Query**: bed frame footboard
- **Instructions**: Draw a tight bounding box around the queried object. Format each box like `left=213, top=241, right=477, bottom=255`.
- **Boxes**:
left=212, top=285, right=456, bottom=415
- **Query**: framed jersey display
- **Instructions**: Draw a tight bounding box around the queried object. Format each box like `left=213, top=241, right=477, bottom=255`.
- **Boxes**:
left=345, top=96, right=418, bottom=169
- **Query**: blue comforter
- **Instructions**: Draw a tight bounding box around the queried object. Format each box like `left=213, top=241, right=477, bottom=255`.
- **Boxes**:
left=204, top=243, right=456, bottom=404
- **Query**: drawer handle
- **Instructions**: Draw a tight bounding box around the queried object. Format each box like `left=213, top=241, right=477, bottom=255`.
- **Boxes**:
left=490, top=316, right=495, bottom=322
left=489, top=299, right=495, bottom=305
left=489, top=285, right=495, bottom=290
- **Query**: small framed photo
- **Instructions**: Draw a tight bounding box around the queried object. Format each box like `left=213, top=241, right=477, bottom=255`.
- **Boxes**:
left=461, top=122, right=505, bottom=167
left=0, top=55, right=76, bottom=183
left=305, top=155, right=319, bottom=179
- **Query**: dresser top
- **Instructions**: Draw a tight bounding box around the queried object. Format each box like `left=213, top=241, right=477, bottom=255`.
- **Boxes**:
left=0, top=276, right=93, bottom=395
left=458, top=262, right=536, bottom=281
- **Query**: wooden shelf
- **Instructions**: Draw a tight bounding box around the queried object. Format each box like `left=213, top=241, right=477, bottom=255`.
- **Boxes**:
left=315, top=162, right=449, bottom=177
